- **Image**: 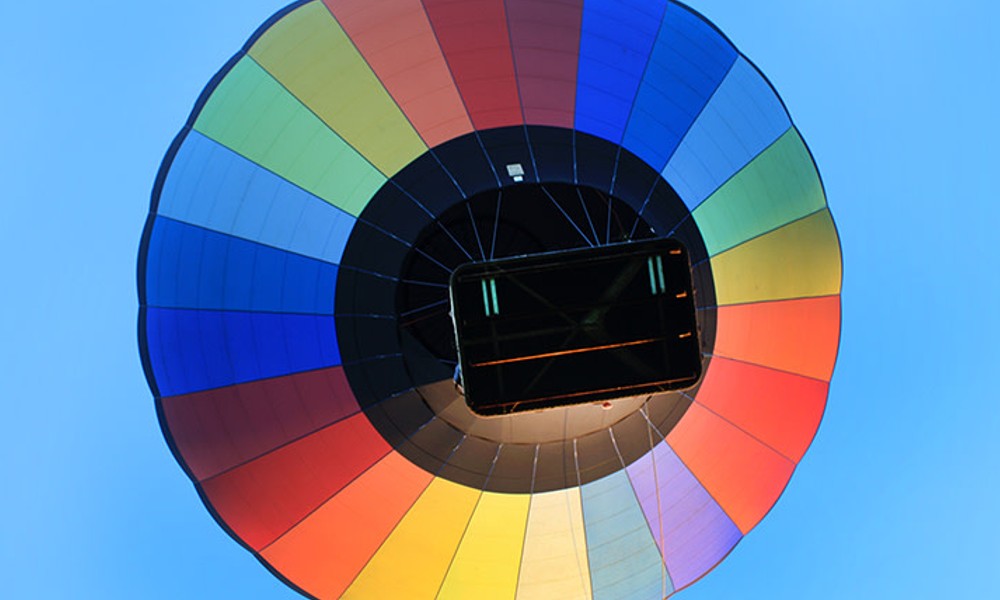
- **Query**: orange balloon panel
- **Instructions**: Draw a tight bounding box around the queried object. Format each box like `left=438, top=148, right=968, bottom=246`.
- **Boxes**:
left=714, top=295, right=841, bottom=381
left=668, top=403, right=795, bottom=534
left=200, top=412, right=391, bottom=550
left=261, top=451, right=433, bottom=599
left=694, top=357, right=828, bottom=462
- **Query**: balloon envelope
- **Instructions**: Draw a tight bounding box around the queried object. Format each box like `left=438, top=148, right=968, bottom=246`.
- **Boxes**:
left=139, top=1, right=841, bottom=598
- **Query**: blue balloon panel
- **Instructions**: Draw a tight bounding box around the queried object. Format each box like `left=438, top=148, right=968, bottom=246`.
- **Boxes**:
left=145, top=217, right=338, bottom=315
left=621, top=3, right=737, bottom=171
left=574, top=0, right=667, bottom=143
left=158, top=132, right=356, bottom=265
left=146, top=308, right=340, bottom=397
left=582, top=470, right=670, bottom=600
left=663, top=57, right=791, bottom=210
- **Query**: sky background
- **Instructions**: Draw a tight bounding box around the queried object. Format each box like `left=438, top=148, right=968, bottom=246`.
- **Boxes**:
left=2, top=1, right=998, bottom=598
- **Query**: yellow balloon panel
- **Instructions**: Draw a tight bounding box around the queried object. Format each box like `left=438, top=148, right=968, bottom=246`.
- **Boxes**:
left=438, top=492, right=531, bottom=599
left=249, top=0, right=427, bottom=177
left=343, top=477, right=480, bottom=598
left=711, top=209, right=842, bottom=305
left=516, top=488, right=593, bottom=600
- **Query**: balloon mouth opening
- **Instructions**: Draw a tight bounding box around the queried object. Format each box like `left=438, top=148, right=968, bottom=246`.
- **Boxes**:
left=396, top=182, right=657, bottom=365
left=337, top=126, right=717, bottom=491
left=397, top=182, right=702, bottom=416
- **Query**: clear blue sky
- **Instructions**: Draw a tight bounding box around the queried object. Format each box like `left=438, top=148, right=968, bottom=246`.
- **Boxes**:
left=2, top=1, right=998, bottom=597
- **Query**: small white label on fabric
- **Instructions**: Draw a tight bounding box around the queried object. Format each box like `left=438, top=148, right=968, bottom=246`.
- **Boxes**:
left=506, top=163, right=525, bottom=182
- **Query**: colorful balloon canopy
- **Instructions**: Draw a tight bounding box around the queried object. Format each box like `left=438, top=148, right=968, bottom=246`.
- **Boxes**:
left=139, top=0, right=842, bottom=598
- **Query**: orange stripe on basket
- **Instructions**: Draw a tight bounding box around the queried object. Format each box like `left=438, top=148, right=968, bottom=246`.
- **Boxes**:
left=714, top=295, right=840, bottom=381
left=668, top=403, right=794, bottom=534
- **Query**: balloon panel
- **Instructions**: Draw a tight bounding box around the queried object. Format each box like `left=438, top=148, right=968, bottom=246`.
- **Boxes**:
left=261, top=451, right=433, bottom=599
left=343, top=478, right=481, bottom=598
left=664, top=57, right=792, bottom=210
left=693, top=128, right=826, bottom=256
left=505, top=0, right=584, bottom=128
left=145, top=308, right=339, bottom=397
left=387, top=149, right=468, bottom=215
left=157, top=132, right=356, bottom=265
left=321, top=0, right=475, bottom=147
left=525, top=127, right=577, bottom=182
left=710, top=208, right=842, bottom=305
left=193, top=58, right=386, bottom=216
left=200, top=412, right=389, bottom=550
left=626, top=441, right=742, bottom=589
left=145, top=217, right=338, bottom=313
left=714, top=295, right=841, bottom=381
left=429, top=132, right=505, bottom=195
left=694, top=357, right=828, bottom=463
left=516, top=488, right=592, bottom=599
left=249, top=1, right=427, bottom=175
left=421, top=0, right=523, bottom=129
left=582, top=470, right=668, bottom=599
left=575, top=0, right=667, bottom=142
left=160, top=366, right=357, bottom=480
left=139, top=0, right=842, bottom=597
left=668, top=402, right=796, bottom=534
left=620, top=3, right=737, bottom=172
left=437, top=492, right=531, bottom=599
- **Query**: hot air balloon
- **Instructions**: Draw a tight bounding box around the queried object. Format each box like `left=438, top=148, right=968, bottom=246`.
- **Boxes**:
left=138, top=0, right=842, bottom=598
